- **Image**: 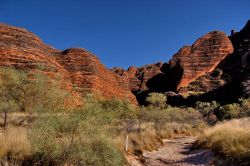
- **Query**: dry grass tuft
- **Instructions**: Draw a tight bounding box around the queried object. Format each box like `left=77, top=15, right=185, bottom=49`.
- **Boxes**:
left=0, top=127, right=31, bottom=160
left=115, top=129, right=162, bottom=155
left=194, top=118, right=250, bottom=165
left=159, top=122, right=206, bottom=139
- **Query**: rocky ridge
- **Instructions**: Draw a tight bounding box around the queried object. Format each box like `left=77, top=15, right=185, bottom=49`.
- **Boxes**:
left=0, top=20, right=249, bottom=105
left=0, top=23, right=137, bottom=104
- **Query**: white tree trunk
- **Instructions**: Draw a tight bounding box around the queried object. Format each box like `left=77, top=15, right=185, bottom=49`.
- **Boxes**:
left=125, top=133, right=129, bottom=152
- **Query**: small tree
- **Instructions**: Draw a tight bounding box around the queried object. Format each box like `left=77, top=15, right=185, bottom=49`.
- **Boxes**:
left=0, top=67, right=72, bottom=129
left=21, top=73, right=69, bottom=122
left=145, top=93, right=167, bottom=135
left=146, top=92, right=166, bottom=109
left=0, top=68, right=27, bottom=131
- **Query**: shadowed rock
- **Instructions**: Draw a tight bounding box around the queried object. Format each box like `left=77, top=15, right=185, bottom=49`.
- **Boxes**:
left=170, top=31, right=233, bottom=90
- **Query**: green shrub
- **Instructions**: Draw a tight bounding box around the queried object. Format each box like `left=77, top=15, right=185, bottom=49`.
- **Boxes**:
left=0, top=67, right=72, bottom=128
left=146, top=92, right=166, bottom=109
left=138, top=106, right=205, bottom=136
left=217, top=103, right=243, bottom=120
left=195, top=101, right=219, bottom=116
left=240, top=98, right=250, bottom=116
left=21, top=73, right=70, bottom=114
left=0, top=68, right=28, bottom=130
left=84, top=94, right=138, bottom=121
left=29, top=114, right=125, bottom=166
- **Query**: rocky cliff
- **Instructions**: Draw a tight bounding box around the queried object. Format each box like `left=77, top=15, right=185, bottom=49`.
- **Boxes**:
left=0, top=20, right=249, bottom=106
left=113, top=21, right=250, bottom=105
left=112, top=30, right=235, bottom=104
left=176, top=20, right=250, bottom=104
left=0, top=23, right=137, bottom=104
left=169, top=31, right=234, bottom=90
left=55, top=48, right=137, bottom=103
left=112, top=62, right=164, bottom=92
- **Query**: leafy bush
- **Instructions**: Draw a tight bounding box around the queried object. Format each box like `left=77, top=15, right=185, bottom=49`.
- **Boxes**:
left=216, top=103, right=243, bottom=120
left=146, top=92, right=166, bottom=109
left=84, top=93, right=138, bottom=121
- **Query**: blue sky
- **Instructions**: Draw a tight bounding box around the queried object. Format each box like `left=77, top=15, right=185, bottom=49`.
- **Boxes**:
left=0, top=0, right=249, bottom=68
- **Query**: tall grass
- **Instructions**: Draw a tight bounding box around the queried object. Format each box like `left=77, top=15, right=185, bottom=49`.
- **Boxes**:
left=0, top=127, right=30, bottom=163
left=194, top=118, right=250, bottom=165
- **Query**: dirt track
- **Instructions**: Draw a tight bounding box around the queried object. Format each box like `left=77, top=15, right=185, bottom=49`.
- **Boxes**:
left=127, top=137, right=214, bottom=166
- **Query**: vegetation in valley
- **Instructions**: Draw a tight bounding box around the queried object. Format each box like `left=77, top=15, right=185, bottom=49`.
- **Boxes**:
left=0, top=67, right=249, bottom=165
left=193, top=98, right=250, bottom=165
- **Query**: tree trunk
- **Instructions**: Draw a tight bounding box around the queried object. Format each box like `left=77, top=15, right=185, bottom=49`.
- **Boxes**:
left=3, top=111, right=7, bottom=133
left=125, top=124, right=129, bottom=153
left=125, top=133, right=129, bottom=152
left=28, top=112, right=32, bottom=124
left=138, top=121, right=141, bottom=133
left=155, top=119, right=159, bottom=135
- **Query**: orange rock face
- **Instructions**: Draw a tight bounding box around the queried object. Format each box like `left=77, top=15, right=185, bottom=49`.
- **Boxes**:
left=0, top=22, right=245, bottom=105
left=112, top=62, right=164, bottom=92
left=112, top=31, right=234, bottom=98
left=0, top=23, right=137, bottom=104
left=55, top=48, right=137, bottom=104
left=169, top=31, right=234, bottom=90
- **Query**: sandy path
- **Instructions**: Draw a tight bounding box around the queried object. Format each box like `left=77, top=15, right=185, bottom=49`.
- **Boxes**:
left=127, top=137, right=214, bottom=166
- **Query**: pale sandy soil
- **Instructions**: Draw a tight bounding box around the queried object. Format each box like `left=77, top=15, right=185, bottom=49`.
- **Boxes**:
left=127, top=137, right=214, bottom=166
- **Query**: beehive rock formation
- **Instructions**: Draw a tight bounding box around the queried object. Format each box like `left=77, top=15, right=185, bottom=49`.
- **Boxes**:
left=54, top=48, right=137, bottom=103
left=0, top=23, right=62, bottom=72
left=169, top=31, right=234, bottom=90
left=0, top=23, right=137, bottom=104
left=179, top=20, right=250, bottom=103
left=1, top=21, right=249, bottom=106
left=112, top=62, right=164, bottom=92
left=112, top=31, right=234, bottom=104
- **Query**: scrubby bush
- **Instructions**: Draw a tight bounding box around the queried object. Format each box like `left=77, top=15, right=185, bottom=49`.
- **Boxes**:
left=84, top=93, right=138, bottom=122
left=0, top=67, right=73, bottom=128
left=239, top=98, right=250, bottom=116
left=195, top=101, right=219, bottom=116
left=206, top=98, right=250, bottom=120
left=216, top=103, right=243, bottom=120
left=138, top=106, right=206, bottom=137
left=29, top=114, right=125, bottom=166
left=21, top=73, right=69, bottom=115
left=118, top=106, right=207, bottom=154
left=146, top=92, right=166, bottom=109
left=195, top=101, right=220, bottom=124
left=0, top=68, right=27, bottom=130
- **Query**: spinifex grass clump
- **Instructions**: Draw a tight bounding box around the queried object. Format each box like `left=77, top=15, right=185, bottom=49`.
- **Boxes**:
left=194, top=118, right=250, bottom=165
